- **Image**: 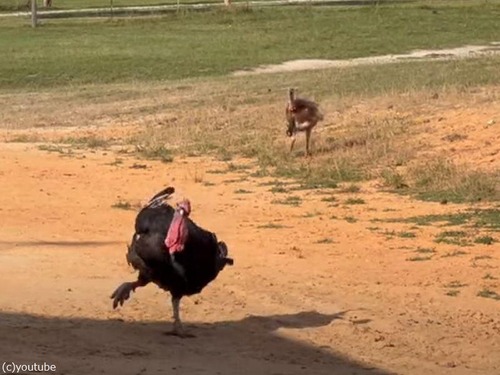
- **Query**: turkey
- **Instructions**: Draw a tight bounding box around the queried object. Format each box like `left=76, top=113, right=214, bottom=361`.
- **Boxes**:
left=111, top=186, right=234, bottom=337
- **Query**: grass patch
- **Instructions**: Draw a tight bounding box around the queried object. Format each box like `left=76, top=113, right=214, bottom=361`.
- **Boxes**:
left=135, top=144, right=173, bottom=163
left=398, top=231, right=416, bottom=238
left=407, top=159, right=499, bottom=203
left=415, top=247, right=436, bottom=254
left=380, top=168, right=409, bottom=189
left=474, top=235, right=496, bottom=245
left=234, top=188, right=252, bottom=194
left=315, top=238, right=334, bottom=244
left=37, top=144, right=73, bottom=156
left=445, top=290, right=460, bottom=297
left=435, top=230, right=470, bottom=246
left=257, top=222, right=287, bottom=229
left=473, top=255, right=493, bottom=261
left=8, top=134, right=42, bottom=143
left=444, top=281, right=467, bottom=288
left=384, top=209, right=500, bottom=229
left=269, top=185, right=289, bottom=193
left=340, top=184, right=361, bottom=193
left=483, top=273, right=497, bottom=280
left=477, top=288, right=500, bottom=301
left=58, top=135, right=110, bottom=149
left=344, top=216, right=357, bottom=223
left=2, top=3, right=500, bottom=89
left=227, top=163, right=250, bottom=172
left=271, top=195, right=302, bottom=206
left=3, top=5, right=500, bottom=201
left=473, top=209, right=500, bottom=230
left=407, top=255, right=433, bottom=262
left=111, top=200, right=133, bottom=210
left=301, top=211, right=321, bottom=218
left=207, top=169, right=227, bottom=174
left=321, top=196, right=337, bottom=203
left=441, top=249, right=468, bottom=258
left=345, top=197, right=366, bottom=205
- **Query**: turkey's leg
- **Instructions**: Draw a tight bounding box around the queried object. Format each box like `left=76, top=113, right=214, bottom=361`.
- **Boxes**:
left=165, top=296, right=194, bottom=338
left=305, top=128, right=312, bottom=156
left=110, top=278, right=148, bottom=309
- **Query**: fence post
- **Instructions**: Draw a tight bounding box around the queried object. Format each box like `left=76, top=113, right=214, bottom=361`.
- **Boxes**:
left=31, top=0, right=37, bottom=28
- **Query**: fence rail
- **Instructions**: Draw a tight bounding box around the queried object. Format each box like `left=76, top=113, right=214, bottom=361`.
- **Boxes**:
left=1, top=0, right=409, bottom=17
left=0, top=0, right=414, bottom=27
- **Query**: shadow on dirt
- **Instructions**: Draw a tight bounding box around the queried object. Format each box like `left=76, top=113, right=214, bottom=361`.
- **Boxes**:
left=0, top=309, right=394, bottom=374
left=0, top=240, right=122, bottom=251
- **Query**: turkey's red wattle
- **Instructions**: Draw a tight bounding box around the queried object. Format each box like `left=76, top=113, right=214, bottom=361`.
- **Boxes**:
left=165, top=212, right=188, bottom=254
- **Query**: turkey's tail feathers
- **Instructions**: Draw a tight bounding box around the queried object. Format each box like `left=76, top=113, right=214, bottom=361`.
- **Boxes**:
left=147, top=186, right=175, bottom=208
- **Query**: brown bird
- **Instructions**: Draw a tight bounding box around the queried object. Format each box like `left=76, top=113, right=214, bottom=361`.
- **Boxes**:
left=285, top=88, right=323, bottom=156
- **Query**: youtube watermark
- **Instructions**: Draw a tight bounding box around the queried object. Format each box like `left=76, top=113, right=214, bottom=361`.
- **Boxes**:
left=2, top=362, right=56, bottom=374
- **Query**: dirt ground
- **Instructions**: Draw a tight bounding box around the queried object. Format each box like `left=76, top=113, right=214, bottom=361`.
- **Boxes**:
left=0, top=90, right=499, bottom=375
left=232, top=43, right=500, bottom=76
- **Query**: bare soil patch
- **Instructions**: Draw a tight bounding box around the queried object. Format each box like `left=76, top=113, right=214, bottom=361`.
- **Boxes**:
left=233, top=43, right=500, bottom=76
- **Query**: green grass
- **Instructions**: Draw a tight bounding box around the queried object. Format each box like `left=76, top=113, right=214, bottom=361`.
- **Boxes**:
left=1, top=3, right=500, bottom=89
left=340, top=184, right=361, bottom=193
left=321, top=196, right=337, bottom=203
left=345, top=197, right=366, bottom=205
left=398, top=231, right=416, bottom=238
left=1, top=3, right=499, bottom=205
left=58, top=135, right=110, bottom=148
left=269, top=185, right=289, bottom=193
left=135, top=144, right=173, bottom=163
left=435, top=230, right=470, bottom=246
left=271, top=195, right=302, bottom=206
left=381, top=168, right=409, bottom=189
left=474, top=235, right=496, bottom=245
left=384, top=209, right=500, bottom=229
left=408, top=159, right=499, bottom=203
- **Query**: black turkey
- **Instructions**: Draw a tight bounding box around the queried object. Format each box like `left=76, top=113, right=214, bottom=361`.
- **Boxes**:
left=111, top=186, right=233, bottom=337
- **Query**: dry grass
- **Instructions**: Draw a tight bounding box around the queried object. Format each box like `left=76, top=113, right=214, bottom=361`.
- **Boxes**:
left=2, top=57, right=499, bottom=202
